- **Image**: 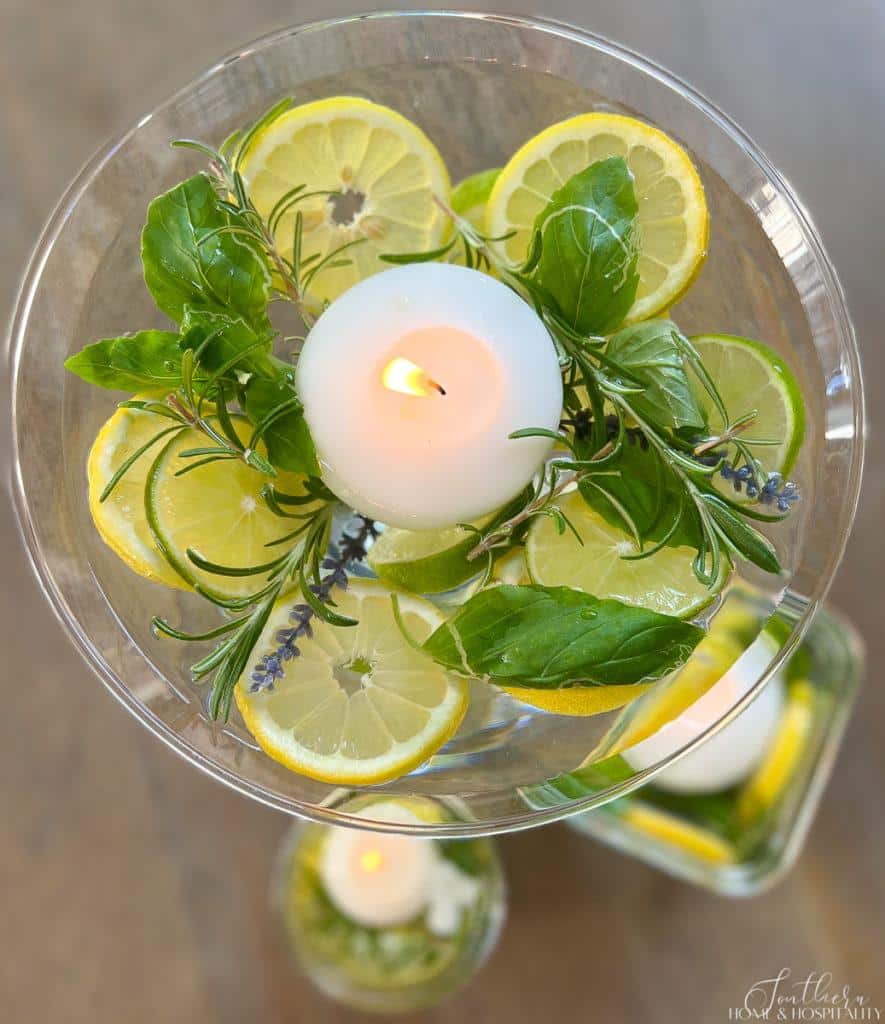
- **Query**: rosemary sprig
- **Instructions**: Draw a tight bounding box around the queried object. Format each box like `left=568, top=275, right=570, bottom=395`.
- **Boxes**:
left=153, top=501, right=339, bottom=719
left=466, top=435, right=615, bottom=561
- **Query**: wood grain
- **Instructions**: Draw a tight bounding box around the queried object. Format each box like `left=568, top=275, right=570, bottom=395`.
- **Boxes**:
left=2, top=1, right=883, bottom=1021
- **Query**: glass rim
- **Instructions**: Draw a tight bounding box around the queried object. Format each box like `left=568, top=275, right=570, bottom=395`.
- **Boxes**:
left=6, top=9, right=866, bottom=836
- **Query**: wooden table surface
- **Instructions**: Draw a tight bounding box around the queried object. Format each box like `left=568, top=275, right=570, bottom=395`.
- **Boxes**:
left=3, top=1, right=884, bottom=1021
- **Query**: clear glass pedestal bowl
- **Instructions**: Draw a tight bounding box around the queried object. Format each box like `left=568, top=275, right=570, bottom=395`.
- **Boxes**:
left=7, top=12, right=864, bottom=838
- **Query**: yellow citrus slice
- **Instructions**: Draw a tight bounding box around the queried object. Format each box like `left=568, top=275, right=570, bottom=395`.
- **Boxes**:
left=146, top=417, right=318, bottom=600
left=620, top=804, right=736, bottom=864
left=499, top=681, right=655, bottom=718
left=596, top=630, right=744, bottom=760
left=240, top=96, right=451, bottom=303
left=486, top=112, right=708, bottom=322
left=235, top=581, right=468, bottom=784
left=87, top=402, right=188, bottom=589
left=737, top=679, right=815, bottom=821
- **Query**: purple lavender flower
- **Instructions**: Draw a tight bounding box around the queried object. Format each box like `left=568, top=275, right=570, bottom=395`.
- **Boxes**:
left=249, top=515, right=377, bottom=691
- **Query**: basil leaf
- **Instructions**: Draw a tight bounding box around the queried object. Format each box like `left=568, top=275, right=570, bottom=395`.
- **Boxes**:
left=142, top=174, right=271, bottom=328
left=700, top=493, right=782, bottom=574
left=436, top=838, right=494, bottom=878
left=64, top=330, right=184, bottom=390
left=244, top=377, right=319, bottom=476
left=179, top=307, right=276, bottom=381
left=531, top=156, right=639, bottom=335
left=578, top=439, right=701, bottom=548
left=639, top=788, right=738, bottom=839
left=178, top=308, right=318, bottom=475
left=605, top=320, right=707, bottom=432
left=423, top=584, right=703, bottom=688
left=520, top=755, right=635, bottom=809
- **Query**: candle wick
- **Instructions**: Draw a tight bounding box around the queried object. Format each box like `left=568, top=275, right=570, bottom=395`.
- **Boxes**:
left=429, top=380, right=446, bottom=396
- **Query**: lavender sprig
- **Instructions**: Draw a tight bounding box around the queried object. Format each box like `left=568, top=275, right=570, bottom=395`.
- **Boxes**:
left=250, top=515, right=378, bottom=692
left=719, top=465, right=800, bottom=512
left=563, top=409, right=800, bottom=512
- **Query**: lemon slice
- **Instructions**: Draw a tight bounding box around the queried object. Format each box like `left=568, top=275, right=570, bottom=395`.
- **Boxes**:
left=146, top=418, right=316, bottom=600
left=486, top=112, right=708, bottom=321
left=526, top=491, right=727, bottom=618
left=87, top=402, right=187, bottom=588
left=499, top=681, right=655, bottom=718
left=235, top=581, right=468, bottom=784
left=737, top=679, right=814, bottom=821
left=240, top=96, right=451, bottom=303
left=610, top=631, right=743, bottom=755
left=620, top=804, right=735, bottom=864
left=691, top=334, right=806, bottom=480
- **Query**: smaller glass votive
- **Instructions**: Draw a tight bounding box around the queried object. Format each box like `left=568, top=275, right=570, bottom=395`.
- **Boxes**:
left=565, top=605, right=863, bottom=895
left=273, top=795, right=506, bottom=1012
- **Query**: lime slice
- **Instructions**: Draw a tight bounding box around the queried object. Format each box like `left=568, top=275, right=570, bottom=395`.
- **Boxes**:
left=367, top=489, right=531, bottom=594
left=690, top=334, right=805, bottom=479
left=235, top=581, right=467, bottom=784
left=87, top=402, right=189, bottom=589
left=526, top=491, right=728, bottom=618
left=146, top=418, right=317, bottom=600
left=486, top=112, right=708, bottom=322
left=240, top=96, right=451, bottom=303
left=368, top=521, right=487, bottom=594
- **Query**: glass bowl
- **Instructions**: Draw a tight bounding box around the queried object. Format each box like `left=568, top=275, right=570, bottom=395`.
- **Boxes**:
left=7, top=12, right=863, bottom=836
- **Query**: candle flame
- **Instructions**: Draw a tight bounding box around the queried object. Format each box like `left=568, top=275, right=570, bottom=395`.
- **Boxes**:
left=382, top=357, right=445, bottom=397
left=360, top=849, right=384, bottom=873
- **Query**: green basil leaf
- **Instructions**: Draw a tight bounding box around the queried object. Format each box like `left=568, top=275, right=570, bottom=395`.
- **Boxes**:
left=423, top=584, right=703, bottom=688
left=520, top=755, right=635, bottom=809
left=578, top=438, right=701, bottom=548
left=700, top=493, right=782, bottom=574
left=244, top=377, right=319, bottom=476
left=605, top=320, right=707, bottom=432
left=64, top=330, right=184, bottom=390
left=142, top=174, right=271, bottom=328
left=436, top=837, right=495, bottom=877
left=179, top=307, right=277, bottom=381
left=531, top=156, right=639, bottom=335
left=639, top=787, right=738, bottom=839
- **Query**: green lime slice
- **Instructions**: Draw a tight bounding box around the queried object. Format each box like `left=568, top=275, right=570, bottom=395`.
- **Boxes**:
left=526, top=491, right=729, bottom=618
left=450, top=168, right=501, bottom=230
left=368, top=487, right=528, bottom=594
left=690, top=334, right=805, bottom=478
left=368, top=520, right=491, bottom=594
left=145, top=417, right=319, bottom=601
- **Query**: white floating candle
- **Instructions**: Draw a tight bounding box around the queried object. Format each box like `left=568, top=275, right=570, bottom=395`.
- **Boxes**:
left=624, top=638, right=785, bottom=794
left=318, top=802, right=481, bottom=933
left=297, top=263, right=563, bottom=529
left=320, top=807, right=435, bottom=929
